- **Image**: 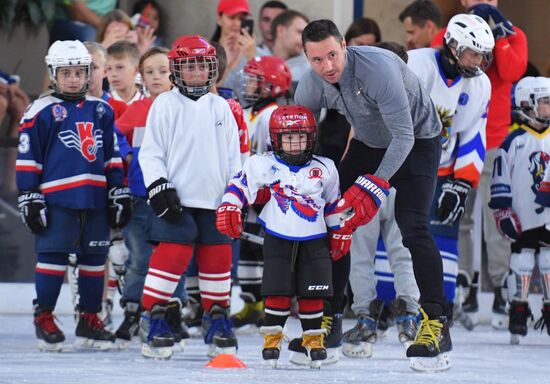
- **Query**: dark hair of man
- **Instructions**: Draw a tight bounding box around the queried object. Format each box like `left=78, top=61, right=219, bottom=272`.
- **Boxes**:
left=260, top=1, right=288, bottom=12
left=344, top=17, right=381, bottom=44
left=398, top=0, right=442, bottom=28
left=210, top=41, right=228, bottom=80
left=374, top=41, right=409, bottom=63
left=302, top=19, right=343, bottom=50
left=271, top=9, right=309, bottom=40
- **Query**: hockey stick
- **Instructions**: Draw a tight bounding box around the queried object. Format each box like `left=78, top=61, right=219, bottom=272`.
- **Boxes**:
left=240, top=231, right=264, bottom=246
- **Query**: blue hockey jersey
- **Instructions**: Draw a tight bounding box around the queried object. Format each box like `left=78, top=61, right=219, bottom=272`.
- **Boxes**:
left=16, top=94, right=124, bottom=209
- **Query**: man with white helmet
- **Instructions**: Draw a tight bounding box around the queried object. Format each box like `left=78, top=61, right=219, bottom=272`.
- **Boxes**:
left=16, top=40, right=131, bottom=351
left=406, top=14, right=493, bottom=334
left=489, top=76, right=550, bottom=344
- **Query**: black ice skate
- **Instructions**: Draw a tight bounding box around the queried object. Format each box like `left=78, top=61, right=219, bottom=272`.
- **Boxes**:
left=302, top=329, right=327, bottom=369
left=462, top=271, right=480, bottom=313
left=390, top=298, right=418, bottom=348
left=534, top=302, right=550, bottom=336
left=166, top=298, right=190, bottom=350
left=230, top=301, right=265, bottom=329
left=115, top=301, right=141, bottom=349
left=75, top=312, right=115, bottom=350
left=33, top=302, right=65, bottom=352
left=342, top=299, right=384, bottom=359
left=509, top=301, right=533, bottom=344
left=140, top=304, right=175, bottom=359
left=406, top=304, right=452, bottom=372
left=182, top=297, right=203, bottom=329
left=203, top=304, right=238, bottom=357
left=260, top=325, right=284, bottom=368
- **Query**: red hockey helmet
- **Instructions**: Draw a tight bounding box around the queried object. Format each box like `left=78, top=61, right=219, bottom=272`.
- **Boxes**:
left=242, top=56, right=292, bottom=102
left=168, top=35, right=218, bottom=97
left=269, top=105, right=317, bottom=165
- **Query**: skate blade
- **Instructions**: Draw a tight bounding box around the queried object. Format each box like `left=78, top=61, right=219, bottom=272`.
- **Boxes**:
left=309, top=360, right=322, bottom=369
left=401, top=340, right=413, bottom=352
left=38, top=340, right=63, bottom=352
left=173, top=339, right=186, bottom=352
left=323, top=347, right=340, bottom=365
left=141, top=343, right=173, bottom=360
left=491, top=314, right=508, bottom=330
left=510, top=334, right=522, bottom=345
left=289, top=351, right=310, bottom=366
left=262, top=359, right=279, bottom=369
left=464, top=311, right=479, bottom=326
left=342, top=341, right=373, bottom=358
left=207, top=344, right=237, bottom=357
left=74, top=337, right=114, bottom=351
left=409, top=353, right=451, bottom=372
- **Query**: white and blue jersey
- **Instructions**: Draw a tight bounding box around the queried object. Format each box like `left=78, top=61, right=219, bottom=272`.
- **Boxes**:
left=16, top=94, right=124, bottom=209
left=221, top=152, right=341, bottom=241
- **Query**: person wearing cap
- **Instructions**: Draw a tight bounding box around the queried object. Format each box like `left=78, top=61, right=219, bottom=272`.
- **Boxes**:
left=212, top=0, right=257, bottom=91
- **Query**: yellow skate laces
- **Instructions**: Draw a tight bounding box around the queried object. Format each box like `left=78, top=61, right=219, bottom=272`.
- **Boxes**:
left=321, top=315, right=333, bottom=333
left=302, top=333, right=325, bottom=349
left=413, top=308, right=443, bottom=350
left=263, top=332, right=284, bottom=349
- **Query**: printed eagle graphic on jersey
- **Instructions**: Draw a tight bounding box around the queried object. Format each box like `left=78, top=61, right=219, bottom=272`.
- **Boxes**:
left=272, top=181, right=318, bottom=222
left=529, top=151, right=550, bottom=213
left=58, top=122, right=103, bottom=162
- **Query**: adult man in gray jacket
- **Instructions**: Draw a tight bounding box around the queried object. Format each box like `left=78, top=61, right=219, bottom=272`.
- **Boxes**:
left=295, top=19, right=450, bottom=372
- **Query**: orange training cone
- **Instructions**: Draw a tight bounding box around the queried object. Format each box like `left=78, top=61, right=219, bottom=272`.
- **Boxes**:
left=205, top=353, right=247, bottom=369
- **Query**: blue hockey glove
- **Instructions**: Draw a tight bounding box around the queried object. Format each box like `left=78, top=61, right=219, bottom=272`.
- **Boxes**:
left=469, top=4, right=515, bottom=39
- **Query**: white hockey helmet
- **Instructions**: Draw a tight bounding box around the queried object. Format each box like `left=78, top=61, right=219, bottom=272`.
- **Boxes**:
left=45, top=40, right=92, bottom=99
left=444, top=14, right=495, bottom=77
left=514, top=76, right=550, bottom=126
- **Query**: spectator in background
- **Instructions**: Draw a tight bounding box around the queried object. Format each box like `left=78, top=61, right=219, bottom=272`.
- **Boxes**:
left=212, top=0, right=257, bottom=90
left=431, top=0, right=528, bottom=330
left=132, top=0, right=164, bottom=47
left=50, top=0, right=116, bottom=42
left=344, top=17, right=381, bottom=47
left=106, top=41, right=144, bottom=105
left=270, top=10, right=310, bottom=95
left=0, top=70, right=30, bottom=193
left=399, top=0, right=442, bottom=50
left=97, top=9, right=155, bottom=55
left=256, top=1, right=288, bottom=56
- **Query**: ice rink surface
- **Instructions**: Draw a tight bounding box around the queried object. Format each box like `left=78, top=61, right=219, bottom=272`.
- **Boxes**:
left=1, top=284, right=548, bottom=384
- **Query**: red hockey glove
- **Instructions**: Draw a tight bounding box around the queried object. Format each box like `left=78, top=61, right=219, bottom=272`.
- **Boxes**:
left=216, top=203, right=243, bottom=238
left=329, top=229, right=353, bottom=261
left=335, top=174, right=390, bottom=231
left=493, top=208, right=521, bottom=241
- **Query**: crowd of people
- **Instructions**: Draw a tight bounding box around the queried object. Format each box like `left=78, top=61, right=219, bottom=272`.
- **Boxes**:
left=9, top=0, right=550, bottom=374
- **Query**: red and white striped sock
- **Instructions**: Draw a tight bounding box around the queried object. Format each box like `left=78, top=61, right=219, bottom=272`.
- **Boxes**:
left=195, top=244, right=232, bottom=313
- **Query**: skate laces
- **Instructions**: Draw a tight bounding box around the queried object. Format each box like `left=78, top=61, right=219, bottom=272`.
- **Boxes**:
left=204, top=315, right=233, bottom=343
left=263, top=332, right=284, bottom=349
left=533, top=307, right=550, bottom=332
left=413, top=308, right=442, bottom=350
left=302, top=333, right=325, bottom=349
left=82, top=312, right=106, bottom=331
left=321, top=314, right=333, bottom=333
left=36, top=311, right=62, bottom=334
left=148, top=317, right=171, bottom=342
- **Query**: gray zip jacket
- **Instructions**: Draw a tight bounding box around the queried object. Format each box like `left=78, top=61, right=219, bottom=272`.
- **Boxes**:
left=295, top=45, right=441, bottom=180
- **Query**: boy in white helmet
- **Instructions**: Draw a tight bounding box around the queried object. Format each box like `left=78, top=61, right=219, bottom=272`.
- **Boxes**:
left=16, top=40, right=131, bottom=351
left=490, top=76, right=550, bottom=344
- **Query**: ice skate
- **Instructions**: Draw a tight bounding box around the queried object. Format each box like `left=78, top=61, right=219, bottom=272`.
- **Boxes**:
left=406, top=304, right=452, bottom=372
left=100, top=298, right=114, bottom=332
left=461, top=271, right=480, bottom=325
left=182, top=297, right=203, bottom=330
left=260, top=325, right=284, bottom=368
left=115, top=301, right=141, bottom=349
left=322, top=311, right=343, bottom=364
left=342, top=299, right=383, bottom=359
left=166, top=298, right=190, bottom=350
left=140, top=304, right=175, bottom=359
left=288, top=337, right=309, bottom=366
left=230, top=301, right=265, bottom=329
left=390, top=298, right=418, bottom=349
left=75, top=312, right=115, bottom=350
left=534, top=302, right=550, bottom=336
left=508, top=301, right=533, bottom=345
left=302, top=329, right=327, bottom=369
left=377, top=305, right=394, bottom=340
left=203, top=304, right=238, bottom=357
left=492, top=287, right=508, bottom=330
left=33, top=302, right=65, bottom=352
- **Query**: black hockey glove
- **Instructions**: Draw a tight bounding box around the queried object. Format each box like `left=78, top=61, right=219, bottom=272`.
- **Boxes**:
left=436, top=178, right=472, bottom=226
left=469, top=4, right=515, bottom=39
left=147, top=178, right=183, bottom=223
left=108, top=186, right=132, bottom=229
left=18, top=191, right=47, bottom=234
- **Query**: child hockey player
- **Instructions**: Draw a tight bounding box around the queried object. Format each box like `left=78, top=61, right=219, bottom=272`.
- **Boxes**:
left=113, top=46, right=189, bottom=348
left=489, top=76, right=550, bottom=344
left=229, top=55, right=291, bottom=330
left=16, top=40, right=131, bottom=351
left=216, top=105, right=350, bottom=368
left=137, top=35, right=241, bottom=359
